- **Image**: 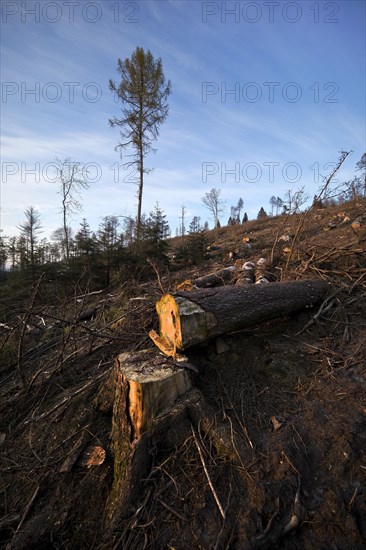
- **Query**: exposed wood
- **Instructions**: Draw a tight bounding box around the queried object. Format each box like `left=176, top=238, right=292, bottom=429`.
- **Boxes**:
left=175, top=267, right=237, bottom=292
left=106, top=348, right=194, bottom=526
left=114, top=349, right=193, bottom=439
left=77, top=444, right=106, bottom=468
left=150, top=280, right=328, bottom=355
left=191, top=425, right=225, bottom=519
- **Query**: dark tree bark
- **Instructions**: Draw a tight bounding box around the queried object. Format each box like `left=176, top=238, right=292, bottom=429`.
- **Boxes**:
left=106, top=348, right=193, bottom=526
left=150, top=280, right=328, bottom=355
left=192, top=266, right=236, bottom=288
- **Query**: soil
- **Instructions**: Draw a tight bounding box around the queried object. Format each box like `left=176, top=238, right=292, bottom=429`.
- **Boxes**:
left=0, top=201, right=365, bottom=549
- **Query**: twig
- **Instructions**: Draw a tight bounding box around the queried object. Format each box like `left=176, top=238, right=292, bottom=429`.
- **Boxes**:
left=156, top=498, right=186, bottom=521
left=300, top=252, right=316, bottom=272
left=75, top=289, right=104, bottom=300
left=348, top=486, right=358, bottom=510
left=270, top=214, right=290, bottom=265
left=285, top=150, right=352, bottom=269
left=255, top=498, right=280, bottom=542
left=226, top=413, right=254, bottom=481
left=350, top=271, right=366, bottom=292
left=296, top=290, right=342, bottom=335
left=14, top=484, right=40, bottom=534
left=17, top=273, right=45, bottom=390
left=283, top=477, right=302, bottom=534
left=281, top=451, right=300, bottom=476
left=218, top=373, right=254, bottom=451
left=113, top=488, right=153, bottom=549
left=0, top=515, right=20, bottom=530
left=191, top=425, right=225, bottom=519
left=214, top=484, right=232, bottom=550
left=147, top=258, right=165, bottom=294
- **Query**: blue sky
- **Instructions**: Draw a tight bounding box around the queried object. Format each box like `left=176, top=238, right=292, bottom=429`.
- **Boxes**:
left=1, top=0, right=365, bottom=238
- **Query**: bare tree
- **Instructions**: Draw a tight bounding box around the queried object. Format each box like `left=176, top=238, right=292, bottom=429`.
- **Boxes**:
left=283, top=186, right=309, bottom=214
left=7, top=236, right=17, bottom=269
left=202, top=188, right=225, bottom=232
left=54, top=158, right=89, bottom=262
left=356, top=153, right=366, bottom=197
left=269, top=195, right=277, bottom=216
left=179, top=204, right=186, bottom=237
left=237, top=197, right=244, bottom=221
left=275, top=197, right=283, bottom=216
left=285, top=150, right=352, bottom=268
left=51, top=226, right=72, bottom=261
left=228, top=205, right=237, bottom=225
left=343, top=176, right=364, bottom=202
left=0, top=235, right=7, bottom=274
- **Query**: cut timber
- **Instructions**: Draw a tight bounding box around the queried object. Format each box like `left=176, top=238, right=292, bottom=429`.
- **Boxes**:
left=115, top=348, right=193, bottom=439
left=77, top=307, right=99, bottom=322
left=150, top=280, right=328, bottom=354
left=192, top=266, right=236, bottom=288
left=106, top=348, right=194, bottom=525
left=175, top=267, right=236, bottom=292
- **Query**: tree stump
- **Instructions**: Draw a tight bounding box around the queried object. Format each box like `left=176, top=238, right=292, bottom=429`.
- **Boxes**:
left=106, top=348, right=193, bottom=526
left=150, top=280, right=328, bottom=355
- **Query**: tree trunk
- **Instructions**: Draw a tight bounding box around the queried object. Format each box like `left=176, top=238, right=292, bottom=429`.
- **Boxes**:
left=63, top=197, right=69, bottom=263
left=149, top=280, right=328, bottom=356
left=136, top=128, right=144, bottom=242
left=106, top=348, right=193, bottom=526
left=113, top=348, right=193, bottom=439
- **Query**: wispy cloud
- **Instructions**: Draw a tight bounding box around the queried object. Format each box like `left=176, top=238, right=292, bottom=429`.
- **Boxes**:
left=1, top=0, right=364, bottom=237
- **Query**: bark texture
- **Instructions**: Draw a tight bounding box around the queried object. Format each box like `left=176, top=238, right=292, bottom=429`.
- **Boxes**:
left=150, top=280, right=329, bottom=354
left=106, top=348, right=193, bottom=526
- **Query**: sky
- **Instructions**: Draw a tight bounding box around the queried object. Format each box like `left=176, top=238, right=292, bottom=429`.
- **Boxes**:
left=1, top=0, right=365, bottom=239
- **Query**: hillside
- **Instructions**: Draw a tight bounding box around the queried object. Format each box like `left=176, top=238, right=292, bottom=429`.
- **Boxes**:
left=1, top=200, right=366, bottom=549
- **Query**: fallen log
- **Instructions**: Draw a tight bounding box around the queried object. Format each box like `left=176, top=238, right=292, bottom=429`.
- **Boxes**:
left=150, top=280, right=328, bottom=356
left=192, top=266, right=236, bottom=288
left=77, top=307, right=99, bottom=322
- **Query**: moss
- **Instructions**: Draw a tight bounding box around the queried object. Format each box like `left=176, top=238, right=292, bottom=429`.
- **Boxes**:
left=105, top=364, right=133, bottom=525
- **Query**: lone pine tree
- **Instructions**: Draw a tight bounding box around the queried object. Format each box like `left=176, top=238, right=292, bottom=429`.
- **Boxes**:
left=109, top=47, right=171, bottom=241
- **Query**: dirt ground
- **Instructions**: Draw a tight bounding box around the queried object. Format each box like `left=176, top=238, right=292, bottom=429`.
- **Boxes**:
left=1, top=201, right=365, bottom=549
